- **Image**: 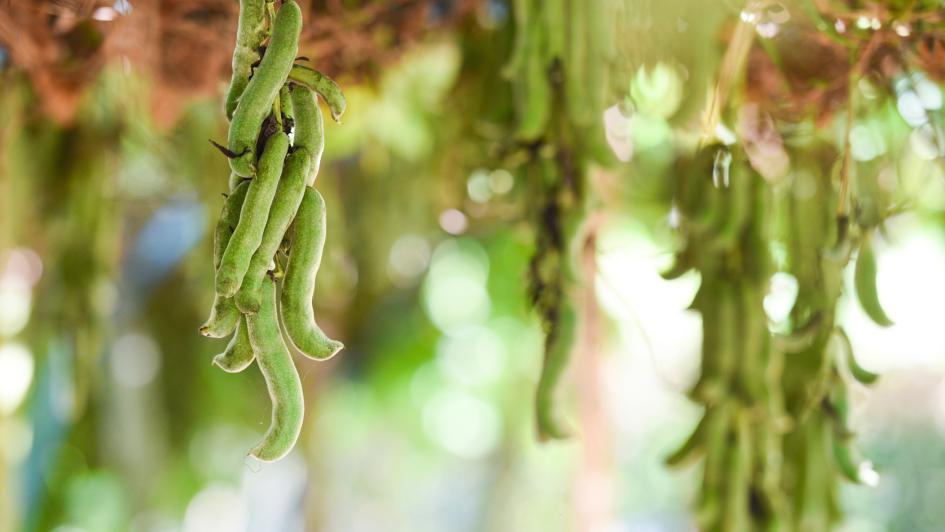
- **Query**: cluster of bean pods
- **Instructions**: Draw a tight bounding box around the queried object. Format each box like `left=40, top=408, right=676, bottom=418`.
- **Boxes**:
left=663, top=145, right=779, bottom=530
left=507, top=0, right=615, bottom=441
left=664, top=143, right=884, bottom=530
left=200, top=0, right=346, bottom=462
left=773, top=146, right=886, bottom=529
left=527, top=148, right=585, bottom=441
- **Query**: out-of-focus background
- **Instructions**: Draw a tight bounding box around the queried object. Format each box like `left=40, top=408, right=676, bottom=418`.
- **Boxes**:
left=2, top=1, right=945, bottom=531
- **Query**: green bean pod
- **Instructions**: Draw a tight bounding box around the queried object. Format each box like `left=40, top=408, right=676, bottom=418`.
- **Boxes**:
left=201, top=286, right=241, bottom=339
left=212, top=316, right=255, bottom=373
left=228, top=0, right=301, bottom=177
left=280, top=187, right=343, bottom=360
left=564, top=0, right=587, bottom=120
left=665, top=409, right=709, bottom=467
left=515, top=16, right=551, bottom=141
left=279, top=84, right=294, bottom=129
left=289, top=85, right=325, bottom=185
left=835, top=327, right=879, bottom=385
left=854, top=236, right=893, bottom=327
left=228, top=171, right=249, bottom=192
left=697, top=400, right=734, bottom=528
left=217, top=132, right=290, bottom=297
left=543, top=0, right=565, bottom=61
left=224, top=0, right=268, bottom=120
left=504, top=0, right=531, bottom=78
left=713, top=286, right=738, bottom=396
left=689, top=282, right=729, bottom=403
left=722, top=410, right=753, bottom=532
left=236, top=147, right=311, bottom=313
left=660, top=245, right=694, bottom=280
left=200, top=180, right=250, bottom=338
left=832, top=435, right=864, bottom=484
left=287, top=65, right=347, bottom=122
left=246, top=275, right=304, bottom=461
left=535, top=299, right=575, bottom=441
left=800, top=422, right=832, bottom=530
left=738, top=286, right=767, bottom=401
left=214, top=180, right=251, bottom=269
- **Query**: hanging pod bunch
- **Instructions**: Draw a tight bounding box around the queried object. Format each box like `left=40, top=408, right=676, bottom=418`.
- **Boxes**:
left=528, top=149, right=586, bottom=441
left=507, top=0, right=614, bottom=441
left=201, top=0, right=347, bottom=462
left=774, top=152, right=856, bottom=530
left=664, top=145, right=788, bottom=530
left=666, top=141, right=885, bottom=530
left=771, top=148, right=886, bottom=530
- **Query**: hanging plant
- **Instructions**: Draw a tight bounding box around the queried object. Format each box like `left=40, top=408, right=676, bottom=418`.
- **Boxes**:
left=200, top=0, right=346, bottom=461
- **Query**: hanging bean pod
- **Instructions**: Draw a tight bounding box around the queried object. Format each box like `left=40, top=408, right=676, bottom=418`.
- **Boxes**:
left=235, top=146, right=311, bottom=313
left=287, top=65, right=347, bottom=122
left=224, top=0, right=268, bottom=120
left=216, top=132, right=289, bottom=297
left=245, top=275, right=304, bottom=462
left=212, top=316, right=256, bottom=373
left=281, top=187, right=343, bottom=360
left=288, top=85, right=325, bottom=185
left=854, top=235, right=894, bottom=327
left=200, top=180, right=250, bottom=338
left=279, top=84, right=294, bottom=131
left=228, top=0, right=301, bottom=177
left=535, top=300, right=575, bottom=440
